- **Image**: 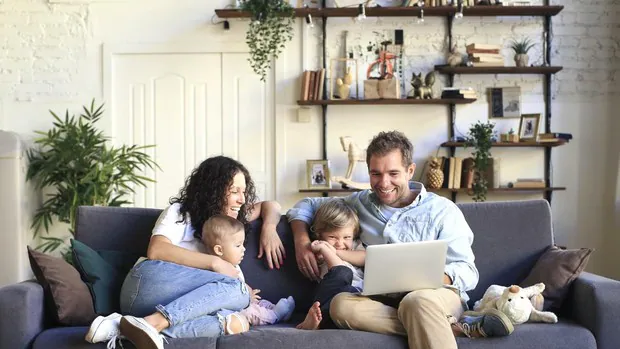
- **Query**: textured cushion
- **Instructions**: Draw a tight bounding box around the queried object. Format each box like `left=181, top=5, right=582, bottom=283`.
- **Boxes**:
left=27, top=247, right=96, bottom=326
left=33, top=326, right=215, bottom=349
left=520, top=245, right=594, bottom=310
left=455, top=320, right=596, bottom=349
left=71, top=239, right=140, bottom=315
left=457, top=200, right=554, bottom=308
left=240, top=217, right=317, bottom=313
left=216, top=325, right=408, bottom=349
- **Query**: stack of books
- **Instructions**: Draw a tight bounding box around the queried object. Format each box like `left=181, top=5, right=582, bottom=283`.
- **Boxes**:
left=538, top=132, right=573, bottom=143
left=299, top=69, right=326, bottom=101
left=512, top=178, right=546, bottom=188
left=441, top=87, right=477, bottom=100
left=466, top=44, right=504, bottom=67
left=401, top=0, right=477, bottom=5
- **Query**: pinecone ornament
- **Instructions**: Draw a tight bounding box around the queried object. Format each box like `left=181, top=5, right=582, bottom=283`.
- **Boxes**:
left=426, top=157, right=444, bottom=189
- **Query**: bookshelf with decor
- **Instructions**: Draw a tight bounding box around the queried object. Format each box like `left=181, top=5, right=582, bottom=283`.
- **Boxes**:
left=215, top=1, right=567, bottom=203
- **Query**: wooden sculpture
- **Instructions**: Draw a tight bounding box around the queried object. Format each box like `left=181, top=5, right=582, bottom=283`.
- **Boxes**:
left=332, top=136, right=371, bottom=190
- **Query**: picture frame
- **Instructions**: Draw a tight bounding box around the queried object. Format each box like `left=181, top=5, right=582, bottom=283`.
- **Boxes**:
left=488, top=87, right=521, bottom=118
left=306, top=159, right=332, bottom=189
left=518, top=113, right=541, bottom=141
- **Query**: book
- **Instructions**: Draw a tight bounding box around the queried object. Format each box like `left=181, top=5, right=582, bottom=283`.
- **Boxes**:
left=300, top=71, right=310, bottom=101
left=461, top=157, right=475, bottom=189
left=466, top=43, right=501, bottom=51
left=470, top=62, right=504, bottom=67
left=469, top=55, right=504, bottom=63
left=539, top=132, right=573, bottom=140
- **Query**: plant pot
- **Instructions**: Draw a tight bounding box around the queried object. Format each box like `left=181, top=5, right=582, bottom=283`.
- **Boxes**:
left=514, top=54, right=529, bottom=67
left=501, top=134, right=519, bottom=143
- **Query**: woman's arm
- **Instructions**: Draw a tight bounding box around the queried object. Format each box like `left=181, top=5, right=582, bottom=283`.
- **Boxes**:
left=147, top=236, right=239, bottom=278
left=249, top=200, right=286, bottom=269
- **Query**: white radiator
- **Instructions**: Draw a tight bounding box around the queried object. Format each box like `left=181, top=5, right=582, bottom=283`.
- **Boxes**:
left=0, top=131, right=34, bottom=287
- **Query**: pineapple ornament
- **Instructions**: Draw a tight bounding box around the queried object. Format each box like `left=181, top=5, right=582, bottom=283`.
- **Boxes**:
left=426, top=157, right=444, bottom=189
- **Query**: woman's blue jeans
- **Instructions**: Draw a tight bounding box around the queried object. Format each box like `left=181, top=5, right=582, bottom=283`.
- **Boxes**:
left=119, top=259, right=250, bottom=338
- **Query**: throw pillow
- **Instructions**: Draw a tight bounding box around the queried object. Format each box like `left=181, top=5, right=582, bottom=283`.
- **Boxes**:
left=71, top=239, right=140, bottom=315
left=27, top=246, right=97, bottom=326
left=520, top=245, right=594, bottom=311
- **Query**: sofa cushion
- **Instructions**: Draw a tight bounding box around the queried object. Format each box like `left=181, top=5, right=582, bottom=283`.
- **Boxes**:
left=520, top=245, right=593, bottom=310
left=240, top=217, right=317, bottom=313
left=27, top=247, right=96, bottom=326
left=455, top=319, right=596, bottom=349
left=457, top=200, right=554, bottom=308
left=71, top=239, right=140, bottom=315
left=216, top=324, right=408, bottom=349
left=32, top=327, right=217, bottom=349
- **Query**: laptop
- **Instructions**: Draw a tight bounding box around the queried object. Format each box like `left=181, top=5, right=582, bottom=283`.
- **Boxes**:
left=361, top=240, right=448, bottom=296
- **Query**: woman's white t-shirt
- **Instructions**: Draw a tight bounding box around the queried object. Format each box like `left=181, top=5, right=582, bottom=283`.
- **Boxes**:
left=152, top=203, right=207, bottom=253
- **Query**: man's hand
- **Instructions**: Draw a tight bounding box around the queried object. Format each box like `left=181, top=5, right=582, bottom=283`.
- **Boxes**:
left=443, top=273, right=453, bottom=285
left=294, top=240, right=320, bottom=282
left=258, top=227, right=285, bottom=270
left=246, top=284, right=261, bottom=303
left=211, top=258, right=240, bottom=278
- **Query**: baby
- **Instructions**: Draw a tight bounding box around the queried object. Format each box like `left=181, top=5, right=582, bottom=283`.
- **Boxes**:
left=296, top=199, right=365, bottom=330
left=202, top=215, right=295, bottom=328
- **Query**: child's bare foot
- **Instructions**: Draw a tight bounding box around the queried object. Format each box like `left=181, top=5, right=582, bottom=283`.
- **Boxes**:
left=296, top=301, right=322, bottom=330
left=310, top=240, right=324, bottom=253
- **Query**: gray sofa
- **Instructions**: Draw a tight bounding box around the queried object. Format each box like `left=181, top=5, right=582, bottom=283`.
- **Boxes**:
left=1, top=199, right=619, bottom=349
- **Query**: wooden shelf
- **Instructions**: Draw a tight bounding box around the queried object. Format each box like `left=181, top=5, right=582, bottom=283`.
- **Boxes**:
left=297, top=98, right=476, bottom=106
left=435, top=66, right=563, bottom=75
left=215, top=6, right=563, bottom=19
left=441, top=140, right=568, bottom=147
left=299, top=187, right=566, bottom=194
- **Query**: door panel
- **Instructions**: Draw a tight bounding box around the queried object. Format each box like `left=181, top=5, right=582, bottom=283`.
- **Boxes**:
left=222, top=53, right=273, bottom=201
left=110, top=50, right=274, bottom=208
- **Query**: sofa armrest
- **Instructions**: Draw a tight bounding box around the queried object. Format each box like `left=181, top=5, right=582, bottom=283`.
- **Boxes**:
left=567, top=272, right=620, bottom=349
left=0, top=280, right=46, bottom=349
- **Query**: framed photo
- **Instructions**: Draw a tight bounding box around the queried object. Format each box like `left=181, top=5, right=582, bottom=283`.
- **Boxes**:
left=488, top=87, right=521, bottom=118
left=518, top=113, right=541, bottom=141
left=306, top=159, right=332, bottom=189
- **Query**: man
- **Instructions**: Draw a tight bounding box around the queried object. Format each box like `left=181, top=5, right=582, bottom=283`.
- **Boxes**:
left=288, top=131, right=513, bottom=349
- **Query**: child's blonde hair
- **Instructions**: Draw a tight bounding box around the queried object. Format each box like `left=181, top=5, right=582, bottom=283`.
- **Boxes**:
left=202, top=214, right=244, bottom=253
left=311, top=199, right=360, bottom=240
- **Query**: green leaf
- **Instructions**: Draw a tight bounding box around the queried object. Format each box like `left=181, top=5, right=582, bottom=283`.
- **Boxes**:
left=26, top=100, right=159, bottom=255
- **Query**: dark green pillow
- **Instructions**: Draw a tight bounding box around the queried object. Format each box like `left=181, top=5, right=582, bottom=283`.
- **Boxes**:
left=71, top=239, right=140, bottom=315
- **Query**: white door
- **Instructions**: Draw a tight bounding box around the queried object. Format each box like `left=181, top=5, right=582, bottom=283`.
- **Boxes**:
left=109, top=49, right=274, bottom=208
left=222, top=53, right=274, bottom=201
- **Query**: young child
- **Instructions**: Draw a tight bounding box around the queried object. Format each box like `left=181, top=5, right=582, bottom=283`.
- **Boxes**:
left=202, top=214, right=296, bottom=328
left=296, top=199, right=365, bottom=330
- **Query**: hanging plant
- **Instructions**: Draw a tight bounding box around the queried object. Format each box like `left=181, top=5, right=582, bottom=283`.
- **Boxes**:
left=240, top=0, right=294, bottom=81
left=464, top=121, right=495, bottom=202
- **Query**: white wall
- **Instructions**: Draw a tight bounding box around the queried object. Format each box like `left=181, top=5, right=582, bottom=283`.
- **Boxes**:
left=0, top=0, right=617, bottom=277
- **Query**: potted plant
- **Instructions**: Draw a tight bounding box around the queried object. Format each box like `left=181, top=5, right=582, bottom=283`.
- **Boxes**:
left=239, top=0, right=294, bottom=81
left=510, top=38, right=535, bottom=67
left=464, top=121, right=495, bottom=202
left=26, top=100, right=159, bottom=259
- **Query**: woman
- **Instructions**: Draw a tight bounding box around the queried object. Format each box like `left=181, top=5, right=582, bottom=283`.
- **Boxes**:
left=85, top=156, right=284, bottom=349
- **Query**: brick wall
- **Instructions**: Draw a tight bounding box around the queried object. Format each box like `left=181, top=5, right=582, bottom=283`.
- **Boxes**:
left=0, top=0, right=88, bottom=102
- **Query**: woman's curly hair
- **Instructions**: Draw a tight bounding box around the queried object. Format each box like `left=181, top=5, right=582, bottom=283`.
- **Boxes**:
left=170, top=156, right=257, bottom=239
